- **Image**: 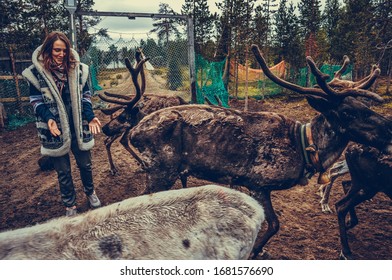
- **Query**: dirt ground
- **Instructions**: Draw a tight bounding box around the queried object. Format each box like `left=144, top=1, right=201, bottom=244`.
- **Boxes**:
left=0, top=92, right=391, bottom=260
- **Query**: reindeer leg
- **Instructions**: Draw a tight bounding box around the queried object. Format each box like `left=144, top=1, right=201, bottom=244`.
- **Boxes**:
left=341, top=180, right=358, bottom=229
left=104, top=135, right=121, bottom=175
left=320, top=160, right=350, bottom=213
left=320, top=171, right=342, bottom=213
left=119, top=127, right=145, bottom=168
left=250, top=189, right=279, bottom=259
left=335, top=189, right=370, bottom=260
left=319, top=181, right=333, bottom=213
left=179, top=170, right=188, bottom=188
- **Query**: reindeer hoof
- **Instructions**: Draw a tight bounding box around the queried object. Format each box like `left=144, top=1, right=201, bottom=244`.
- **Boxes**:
left=110, top=169, right=119, bottom=176
left=321, top=204, right=333, bottom=214
left=339, top=251, right=353, bottom=260
left=252, top=249, right=272, bottom=260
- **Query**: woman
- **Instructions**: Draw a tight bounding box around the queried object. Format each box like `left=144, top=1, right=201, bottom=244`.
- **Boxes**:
left=22, top=31, right=101, bottom=217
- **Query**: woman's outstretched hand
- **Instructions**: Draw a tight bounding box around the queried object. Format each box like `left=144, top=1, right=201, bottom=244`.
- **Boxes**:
left=89, top=117, right=101, bottom=134
left=48, top=119, right=61, bottom=137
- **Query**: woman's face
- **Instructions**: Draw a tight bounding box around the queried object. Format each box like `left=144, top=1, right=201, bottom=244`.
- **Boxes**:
left=51, top=39, right=67, bottom=65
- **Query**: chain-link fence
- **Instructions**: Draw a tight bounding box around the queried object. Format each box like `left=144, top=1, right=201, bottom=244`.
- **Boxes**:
left=81, top=34, right=191, bottom=103
left=0, top=46, right=35, bottom=130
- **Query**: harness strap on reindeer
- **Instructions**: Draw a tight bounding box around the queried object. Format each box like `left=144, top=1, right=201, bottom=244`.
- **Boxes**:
left=300, top=123, right=330, bottom=184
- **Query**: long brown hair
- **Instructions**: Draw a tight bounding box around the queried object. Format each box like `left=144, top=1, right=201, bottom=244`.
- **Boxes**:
left=39, top=31, right=76, bottom=73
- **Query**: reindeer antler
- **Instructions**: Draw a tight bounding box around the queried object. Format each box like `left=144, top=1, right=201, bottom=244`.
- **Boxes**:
left=306, top=56, right=383, bottom=102
left=99, top=49, right=148, bottom=107
left=135, top=49, right=146, bottom=95
left=98, top=57, right=149, bottom=106
left=251, top=44, right=383, bottom=103
left=251, top=44, right=328, bottom=99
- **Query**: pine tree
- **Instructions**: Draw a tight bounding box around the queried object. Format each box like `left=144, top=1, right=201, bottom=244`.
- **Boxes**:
left=371, top=0, right=392, bottom=86
left=258, top=0, right=278, bottom=56
left=181, top=0, right=216, bottom=57
left=273, top=0, right=303, bottom=69
left=252, top=4, right=269, bottom=49
left=150, top=3, right=180, bottom=47
left=297, top=0, right=322, bottom=58
left=322, top=0, right=344, bottom=61
left=339, top=0, right=375, bottom=79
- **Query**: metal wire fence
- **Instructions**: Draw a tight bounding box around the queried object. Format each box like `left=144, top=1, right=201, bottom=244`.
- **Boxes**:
left=81, top=35, right=191, bottom=102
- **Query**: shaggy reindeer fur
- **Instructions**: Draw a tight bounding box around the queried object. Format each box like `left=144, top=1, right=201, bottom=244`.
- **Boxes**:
left=0, top=185, right=264, bottom=260
left=128, top=45, right=392, bottom=258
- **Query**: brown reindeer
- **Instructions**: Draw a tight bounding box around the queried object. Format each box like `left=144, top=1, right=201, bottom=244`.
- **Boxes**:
left=127, top=44, right=392, bottom=258
left=335, top=144, right=392, bottom=259
left=98, top=51, right=187, bottom=174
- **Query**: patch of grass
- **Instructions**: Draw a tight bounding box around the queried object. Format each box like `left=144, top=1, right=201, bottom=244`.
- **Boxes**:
left=6, top=114, right=35, bottom=130
left=229, top=84, right=282, bottom=99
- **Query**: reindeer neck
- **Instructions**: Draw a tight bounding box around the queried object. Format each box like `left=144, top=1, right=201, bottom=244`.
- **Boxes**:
left=310, top=114, right=349, bottom=171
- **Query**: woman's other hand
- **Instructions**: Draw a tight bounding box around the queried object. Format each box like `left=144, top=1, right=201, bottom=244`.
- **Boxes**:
left=48, top=119, right=61, bottom=137
left=89, top=117, right=101, bottom=134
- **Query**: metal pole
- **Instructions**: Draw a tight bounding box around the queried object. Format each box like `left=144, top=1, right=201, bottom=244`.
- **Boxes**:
left=64, top=0, right=77, bottom=50
left=186, top=15, right=197, bottom=104
left=68, top=11, right=77, bottom=50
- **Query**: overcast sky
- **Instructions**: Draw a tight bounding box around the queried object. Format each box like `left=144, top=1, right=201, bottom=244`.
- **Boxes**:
left=91, top=0, right=217, bottom=41
left=90, top=0, right=325, bottom=41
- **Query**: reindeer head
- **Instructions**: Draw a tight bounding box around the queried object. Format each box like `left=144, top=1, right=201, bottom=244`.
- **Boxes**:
left=99, top=50, right=149, bottom=136
left=251, top=45, right=392, bottom=154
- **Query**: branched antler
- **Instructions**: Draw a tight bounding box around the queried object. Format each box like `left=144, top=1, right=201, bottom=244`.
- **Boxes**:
left=251, top=44, right=383, bottom=103
left=98, top=56, right=149, bottom=106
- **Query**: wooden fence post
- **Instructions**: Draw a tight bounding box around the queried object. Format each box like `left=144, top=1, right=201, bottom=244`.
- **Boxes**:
left=8, top=46, right=23, bottom=114
left=0, top=102, right=7, bottom=129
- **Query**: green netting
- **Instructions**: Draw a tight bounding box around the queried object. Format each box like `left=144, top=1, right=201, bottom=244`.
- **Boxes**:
left=298, top=63, right=353, bottom=87
left=90, top=65, right=102, bottom=91
left=195, top=55, right=229, bottom=107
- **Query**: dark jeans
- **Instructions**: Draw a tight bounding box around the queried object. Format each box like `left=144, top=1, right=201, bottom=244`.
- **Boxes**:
left=51, top=138, right=94, bottom=208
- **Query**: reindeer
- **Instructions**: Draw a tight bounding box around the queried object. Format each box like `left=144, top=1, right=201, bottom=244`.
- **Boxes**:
left=98, top=51, right=187, bottom=174
left=125, top=44, right=392, bottom=259
left=334, top=144, right=392, bottom=259
left=0, top=185, right=265, bottom=260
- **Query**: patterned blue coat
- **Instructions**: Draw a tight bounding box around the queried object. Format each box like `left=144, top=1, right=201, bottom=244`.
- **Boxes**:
left=22, top=46, right=94, bottom=157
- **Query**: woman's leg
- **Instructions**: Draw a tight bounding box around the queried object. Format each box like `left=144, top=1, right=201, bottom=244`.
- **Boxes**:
left=51, top=153, right=76, bottom=207
left=71, top=141, right=94, bottom=196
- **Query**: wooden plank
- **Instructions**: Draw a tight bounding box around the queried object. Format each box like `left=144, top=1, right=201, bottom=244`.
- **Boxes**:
left=9, top=47, right=23, bottom=113
left=0, top=97, right=29, bottom=102
left=0, top=75, right=24, bottom=80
